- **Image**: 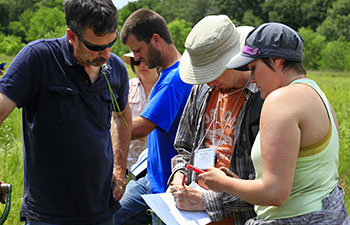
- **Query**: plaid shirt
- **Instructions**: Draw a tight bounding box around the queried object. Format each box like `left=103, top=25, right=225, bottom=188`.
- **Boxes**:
left=170, top=83, right=264, bottom=224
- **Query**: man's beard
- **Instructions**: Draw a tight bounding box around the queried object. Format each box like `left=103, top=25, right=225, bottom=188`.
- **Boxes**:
left=146, top=42, right=161, bottom=69
left=88, top=57, right=107, bottom=66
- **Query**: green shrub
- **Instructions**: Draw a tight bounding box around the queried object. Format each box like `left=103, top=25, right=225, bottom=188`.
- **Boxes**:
left=318, top=37, right=350, bottom=71
left=317, top=0, right=350, bottom=42
left=298, top=27, right=326, bottom=70
left=111, top=24, right=130, bottom=58
left=241, top=10, right=264, bottom=27
left=168, top=18, right=192, bottom=54
left=0, top=35, right=25, bottom=56
left=42, top=25, right=67, bottom=40
left=26, top=7, right=65, bottom=42
left=345, top=54, right=350, bottom=71
left=8, top=21, right=26, bottom=41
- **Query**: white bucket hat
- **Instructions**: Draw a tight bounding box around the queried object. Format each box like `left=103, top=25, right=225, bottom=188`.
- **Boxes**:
left=179, top=15, right=253, bottom=85
left=122, top=52, right=134, bottom=65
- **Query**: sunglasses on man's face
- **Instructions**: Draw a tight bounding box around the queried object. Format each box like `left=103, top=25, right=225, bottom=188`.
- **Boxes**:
left=73, top=30, right=118, bottom=52
left=131, top=57, right=141, bottom=66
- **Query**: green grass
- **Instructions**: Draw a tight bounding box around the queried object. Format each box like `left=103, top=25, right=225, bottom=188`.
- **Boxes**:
left=0, top=59, right=349, bottom=224
left=0, top=108, right=23, bottom=225
left=1, top=54, right=29, bottom=224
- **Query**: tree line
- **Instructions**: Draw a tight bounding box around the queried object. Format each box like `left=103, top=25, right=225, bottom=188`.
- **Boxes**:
left=0, top=0, right=349, bottom=71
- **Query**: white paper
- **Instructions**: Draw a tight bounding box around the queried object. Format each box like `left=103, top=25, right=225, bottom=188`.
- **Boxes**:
left=188, top=181, right=207, bottom=192
left=193, top=147, right=216, bottom=170
left=141, top=182, right=212, bottom=225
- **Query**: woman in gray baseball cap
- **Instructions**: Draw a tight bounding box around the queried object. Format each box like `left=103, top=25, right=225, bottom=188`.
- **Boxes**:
left=198, top=22, right=349, bottom=224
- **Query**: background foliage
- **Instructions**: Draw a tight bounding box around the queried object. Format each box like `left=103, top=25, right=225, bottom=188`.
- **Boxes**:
left=0, top=0, right=349, bottom=70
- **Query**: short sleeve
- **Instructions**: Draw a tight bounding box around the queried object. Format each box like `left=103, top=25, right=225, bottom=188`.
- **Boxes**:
left=0, top=45, right=41, bottom=108
left=141, top=84, right=180, bottom=132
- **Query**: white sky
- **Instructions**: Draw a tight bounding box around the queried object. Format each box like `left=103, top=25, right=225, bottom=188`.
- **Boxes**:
left=112, top=0, right=137, bottom=9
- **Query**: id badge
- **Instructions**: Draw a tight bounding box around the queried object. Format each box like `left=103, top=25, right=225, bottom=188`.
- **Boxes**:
left=193, top=147, right=216, bottom=170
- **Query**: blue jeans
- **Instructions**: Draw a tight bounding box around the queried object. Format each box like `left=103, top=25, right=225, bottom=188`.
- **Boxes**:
left=114, top=175, right=152, bottom=225
left=26, top=213, right=115, bottom=225
left=114, top=175, right=163, bottom=225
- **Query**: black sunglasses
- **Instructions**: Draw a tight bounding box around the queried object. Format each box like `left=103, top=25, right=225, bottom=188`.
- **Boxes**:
left=73, top=30, right=118, bottom=51
left=131, top=57, right=141, bottom=66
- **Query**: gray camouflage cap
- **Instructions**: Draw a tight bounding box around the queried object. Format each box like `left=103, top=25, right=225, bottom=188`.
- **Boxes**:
left=226, top=22, right=304, bottom=71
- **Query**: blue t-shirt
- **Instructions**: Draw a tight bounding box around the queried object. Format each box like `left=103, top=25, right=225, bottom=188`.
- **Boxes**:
left=140, top=61, right=192, bottom=193
left=0, top=36, right=129, bottom=224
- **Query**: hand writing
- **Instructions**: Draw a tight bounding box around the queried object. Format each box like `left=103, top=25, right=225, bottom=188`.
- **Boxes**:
left=170, top=184, right=205, bottom=211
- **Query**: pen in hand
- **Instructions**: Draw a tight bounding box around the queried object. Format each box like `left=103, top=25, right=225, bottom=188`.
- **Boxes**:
left=181, top=171, right=186, bottom=186
left=186, top=164, right=205, bottom=174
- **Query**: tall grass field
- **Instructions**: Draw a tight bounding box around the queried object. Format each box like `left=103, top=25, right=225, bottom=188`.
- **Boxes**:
left=0, top=58, right=349, bottom=224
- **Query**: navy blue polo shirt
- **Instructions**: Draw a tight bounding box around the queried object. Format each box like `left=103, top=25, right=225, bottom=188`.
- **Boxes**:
left=0, top=35, right=129, bottom=224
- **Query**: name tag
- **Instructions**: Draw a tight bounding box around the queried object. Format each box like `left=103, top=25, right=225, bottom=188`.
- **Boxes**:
left=193, top=148, right=216, bottom=170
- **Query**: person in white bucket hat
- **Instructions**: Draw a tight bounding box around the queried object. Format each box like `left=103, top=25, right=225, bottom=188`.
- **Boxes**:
left=167, top=15, right=264, bottom=225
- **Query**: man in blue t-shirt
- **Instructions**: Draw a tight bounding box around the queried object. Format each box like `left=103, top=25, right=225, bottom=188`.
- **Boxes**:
left=115, top=8, right=192, bottom=225
left=0, top=1, right=132, bottom=224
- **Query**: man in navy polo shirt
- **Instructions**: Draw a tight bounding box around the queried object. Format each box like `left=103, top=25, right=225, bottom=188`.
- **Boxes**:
left=0, top=0, right=131, bottom=224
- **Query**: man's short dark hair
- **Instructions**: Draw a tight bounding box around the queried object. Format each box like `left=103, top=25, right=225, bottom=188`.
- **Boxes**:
left=64, top=0, right=118, bottom=36
left=120, top=8, right=174, bottom=45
